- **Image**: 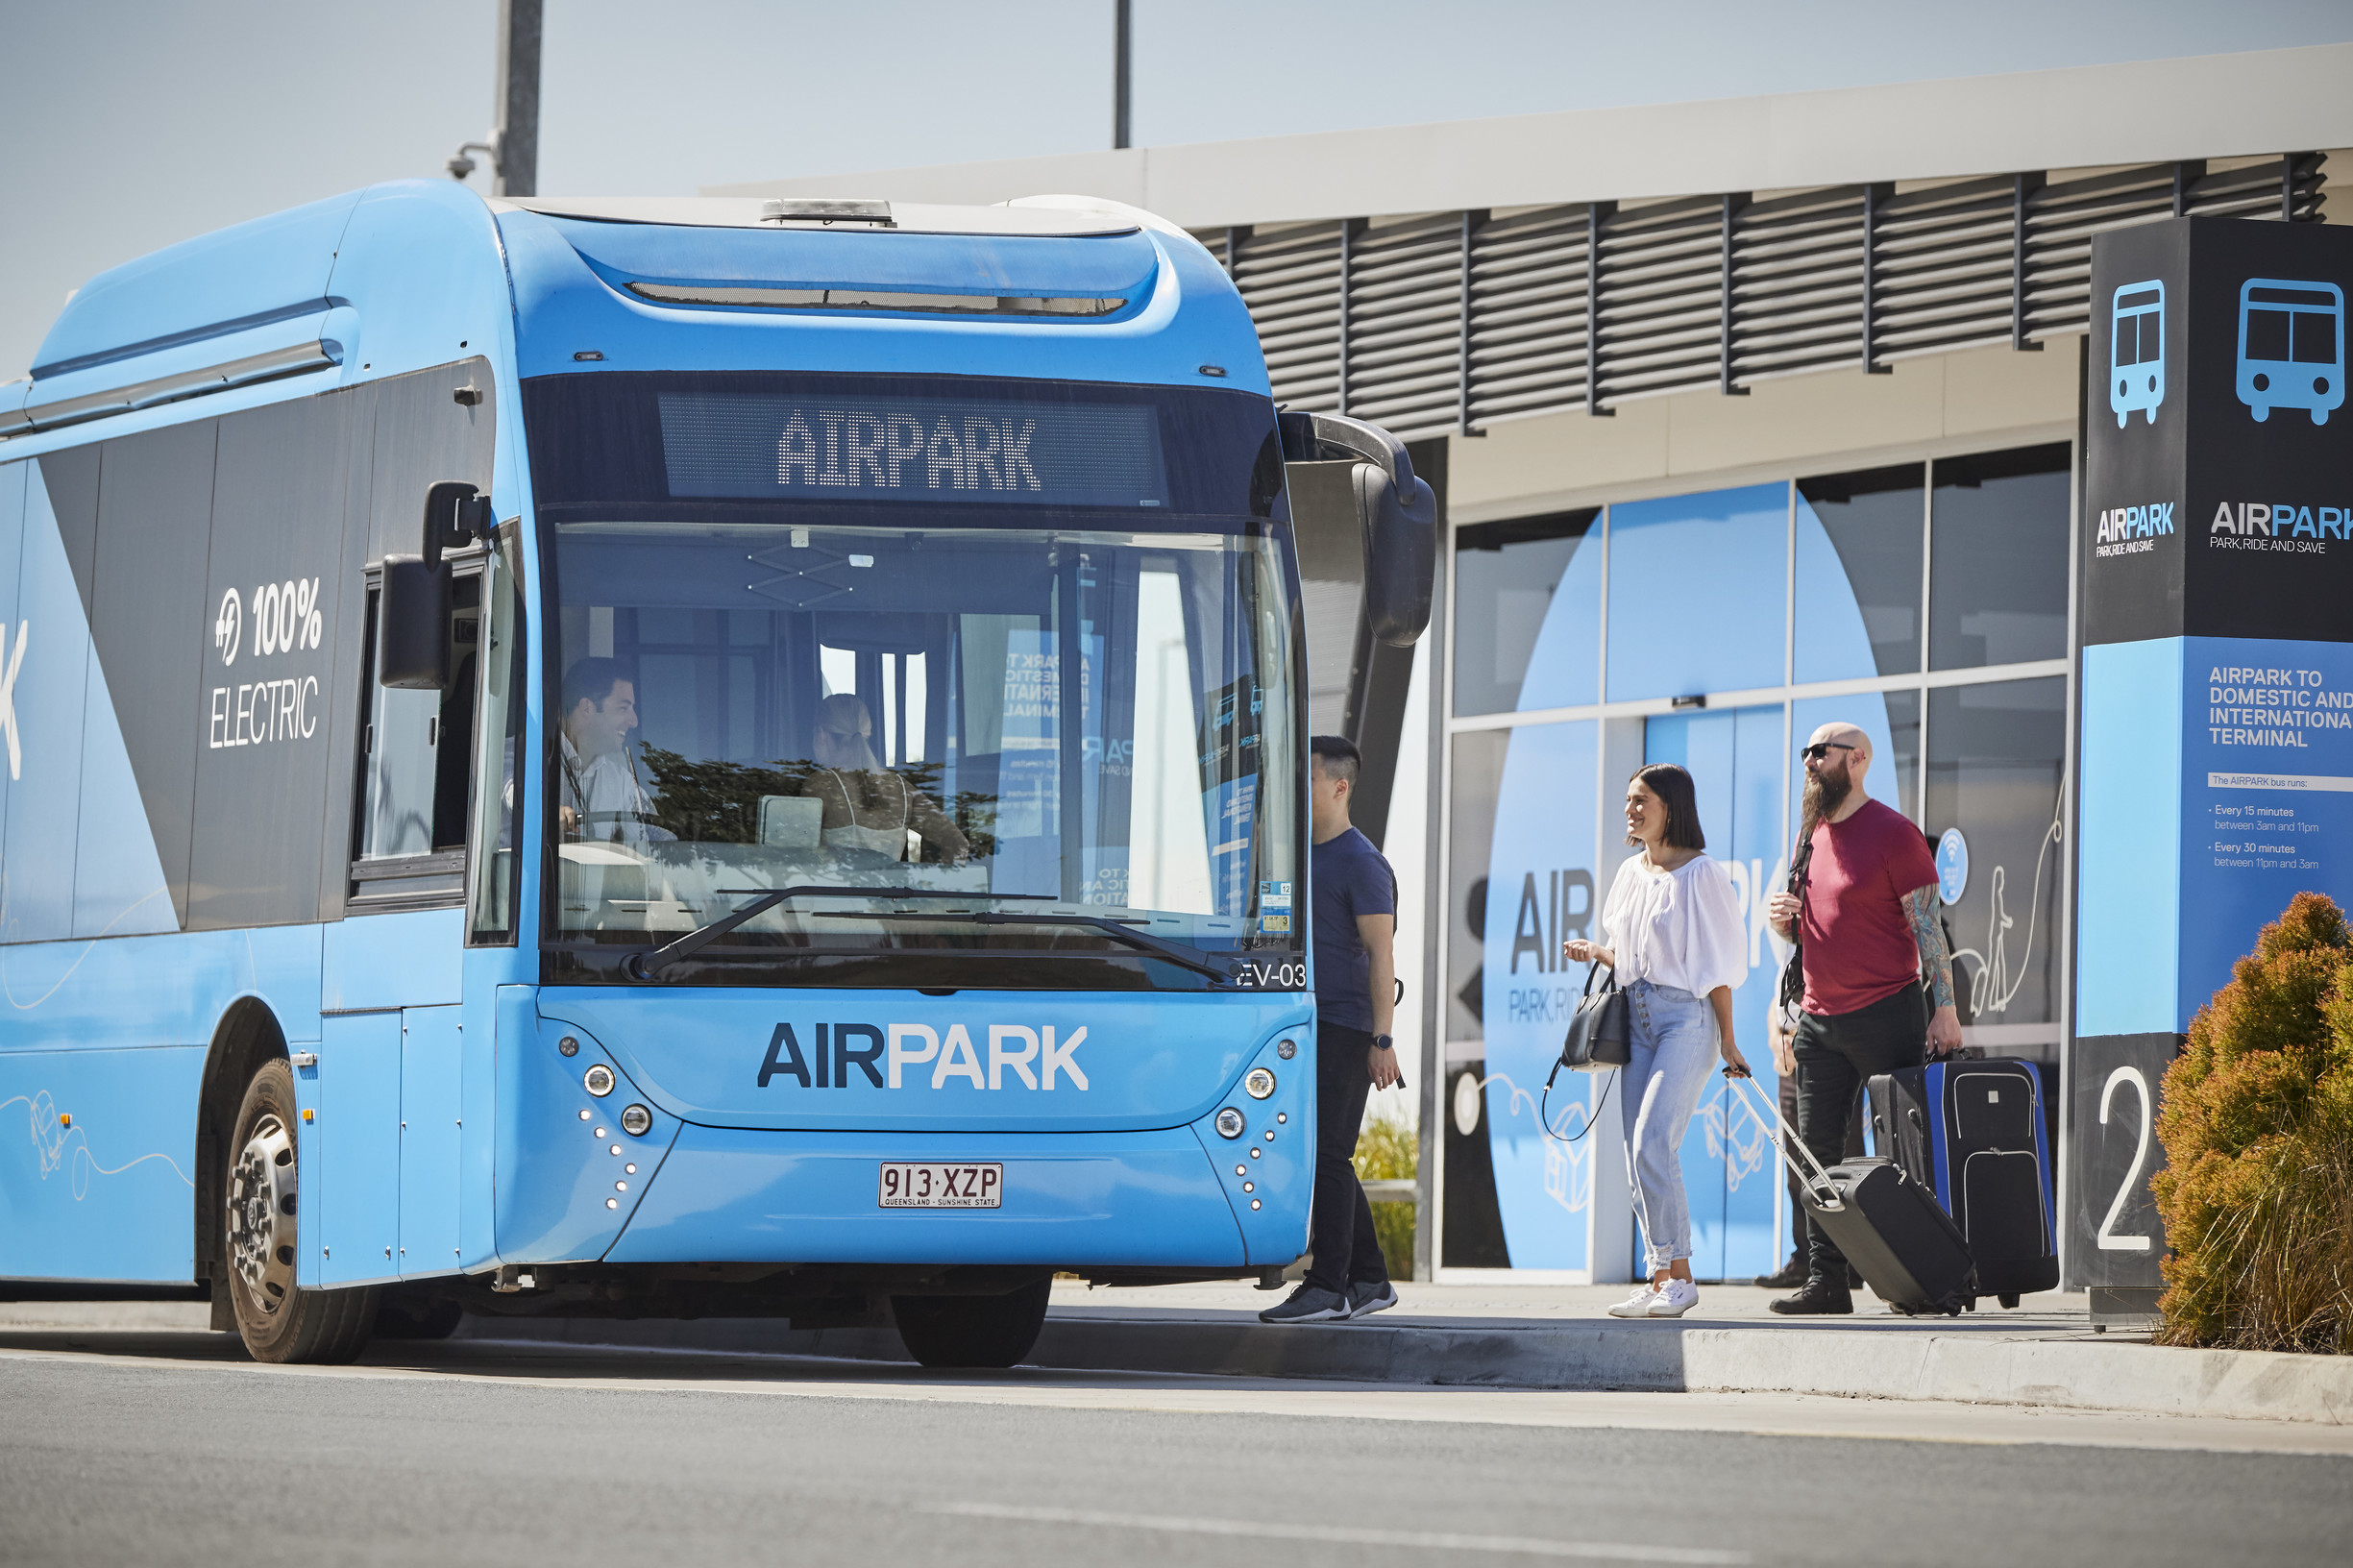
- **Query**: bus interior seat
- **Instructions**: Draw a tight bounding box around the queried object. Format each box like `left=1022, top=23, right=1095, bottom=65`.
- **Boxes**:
left=759, top=795, right=823, bottom=849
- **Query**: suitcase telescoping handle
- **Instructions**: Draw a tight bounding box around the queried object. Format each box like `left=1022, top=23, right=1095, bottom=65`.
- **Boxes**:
left=1725, top=1070, right=1847, bottom=1213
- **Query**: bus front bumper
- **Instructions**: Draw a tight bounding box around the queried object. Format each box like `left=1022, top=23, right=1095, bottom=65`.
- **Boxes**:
left=603, top=1123, right=1304, bottom=1269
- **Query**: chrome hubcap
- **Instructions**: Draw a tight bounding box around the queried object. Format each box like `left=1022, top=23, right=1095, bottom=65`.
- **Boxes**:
left=227, top=1114, right=297, bottom=1313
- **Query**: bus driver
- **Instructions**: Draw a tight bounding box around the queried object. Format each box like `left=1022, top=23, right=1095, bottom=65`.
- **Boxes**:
left=558, top=657, right=670, bottom=846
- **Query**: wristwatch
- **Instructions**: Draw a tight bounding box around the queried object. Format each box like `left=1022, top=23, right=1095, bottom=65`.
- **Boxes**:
left=1372, top=1034, right=1395, bottom=1052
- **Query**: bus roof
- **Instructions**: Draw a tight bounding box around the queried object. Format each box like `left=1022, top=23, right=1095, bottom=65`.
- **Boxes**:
left=12, top=182, right=1263, bottom=447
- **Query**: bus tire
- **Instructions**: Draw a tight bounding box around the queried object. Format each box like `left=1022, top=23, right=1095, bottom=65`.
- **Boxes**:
left=890, top=1275, right=1052, bottom=1369
left=223, top=1058, right=379, bottom=1364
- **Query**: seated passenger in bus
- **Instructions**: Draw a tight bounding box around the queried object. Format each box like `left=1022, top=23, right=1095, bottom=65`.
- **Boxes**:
left=802, top=693, right=968, bottom=865
left=558, top=657, right=673, bottom=846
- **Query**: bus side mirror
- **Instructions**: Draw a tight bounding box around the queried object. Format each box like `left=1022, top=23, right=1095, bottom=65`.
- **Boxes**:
left=378, top=556, right=451, bottom=689
left=1279, top=411, right=1436, bottom=646
left=1353, top=457, right=1435, bottom=646
left=378, top=481, right=493, bottom=689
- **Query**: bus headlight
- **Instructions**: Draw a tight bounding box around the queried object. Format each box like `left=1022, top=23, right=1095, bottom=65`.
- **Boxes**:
left=620, top=1104, right=652, bottom=1137
left=1243, top=1067, right=1276, bottom=1099
left=1213, top=1108, right=1246, bottom=1139
left=584, top=1065, right=615, bottom=1097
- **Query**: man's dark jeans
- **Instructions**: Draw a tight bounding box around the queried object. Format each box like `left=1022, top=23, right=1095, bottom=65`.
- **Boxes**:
left=1793, top=981, right=1926, bottom=1286
left=1303, top=1022, right=1390, bottom=1296
left=1778, top=1067, right=1864, bottom=1259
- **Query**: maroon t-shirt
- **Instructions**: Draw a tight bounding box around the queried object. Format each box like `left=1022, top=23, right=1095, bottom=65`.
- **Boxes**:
left=1797, top=797, right=1939, bottom=1017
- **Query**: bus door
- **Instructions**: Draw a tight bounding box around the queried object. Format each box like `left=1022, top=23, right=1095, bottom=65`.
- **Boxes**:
left=315, top=365, right=497, bottom=1286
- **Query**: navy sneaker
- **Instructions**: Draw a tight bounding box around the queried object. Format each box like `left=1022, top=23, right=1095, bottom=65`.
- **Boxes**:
left=1347, top=1280, right=1399, bottom=1318
left=1257, top=1284, right=1352, bottom=1324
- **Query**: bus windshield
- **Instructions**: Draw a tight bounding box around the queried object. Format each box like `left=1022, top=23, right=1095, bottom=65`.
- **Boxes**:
left=527, top=372, right=1302, bottom=988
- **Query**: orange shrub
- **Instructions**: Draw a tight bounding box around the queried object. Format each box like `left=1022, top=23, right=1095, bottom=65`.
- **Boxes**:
left=2152, top=892, right=2353, bottom=1353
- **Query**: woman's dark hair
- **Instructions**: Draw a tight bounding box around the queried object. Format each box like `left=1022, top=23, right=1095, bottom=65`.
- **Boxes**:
left=1630, top=763, right=1705, bottom=851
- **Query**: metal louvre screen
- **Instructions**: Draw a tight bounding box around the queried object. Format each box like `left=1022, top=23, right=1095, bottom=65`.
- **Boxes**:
left=1228, top=222, right=1345, bottom=414
left=1593, top=194, right=1725, bottom=406
left=1466, top=205, right=1592, bottom=429
left=1342, top=213, right=1463, bottom=438
left=1199, top=153, right=2327, bottom=432
left=1872, top=175, right=2019, bottom=363
left=1730, top=184, right=1867, bottom=382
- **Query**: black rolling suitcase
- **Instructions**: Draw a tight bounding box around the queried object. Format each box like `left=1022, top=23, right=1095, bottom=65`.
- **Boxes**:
left=1868, top=1060, right=2059, bottom=1306
left=1729, top=1072, right=1977, bottom=1316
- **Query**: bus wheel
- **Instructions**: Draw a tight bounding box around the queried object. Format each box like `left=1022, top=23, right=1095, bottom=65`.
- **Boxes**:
left=224, top=1058, right=378, bottom=1364
left=891, top=1276, right=1052, bottom=1369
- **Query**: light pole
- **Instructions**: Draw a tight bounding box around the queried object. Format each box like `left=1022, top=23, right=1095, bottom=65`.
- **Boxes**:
left=446, top=0, right=542, bottom=197
left=1113, top=0, right=1132, bottom=151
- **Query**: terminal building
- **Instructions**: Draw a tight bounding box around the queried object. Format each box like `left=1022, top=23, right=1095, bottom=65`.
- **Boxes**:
left=721, top=45, right=2353, bottom=1289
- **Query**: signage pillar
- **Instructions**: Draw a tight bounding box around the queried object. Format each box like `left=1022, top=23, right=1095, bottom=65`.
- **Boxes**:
left=2073, top=217, right=2351, bottom=1323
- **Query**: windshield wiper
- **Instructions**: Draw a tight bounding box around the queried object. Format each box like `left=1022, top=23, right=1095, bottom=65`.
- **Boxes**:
left=625, top=886, right=1053, bottom=980
left=859, top=908, right=1237, bottom=984
left=625, top=888, right=1238, bottom=985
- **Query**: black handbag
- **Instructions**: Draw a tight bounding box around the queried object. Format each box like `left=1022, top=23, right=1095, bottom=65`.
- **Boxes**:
left=1539, top=963, right=1629, bottom=1144
left=1557, top=962, right=1630, bottom=1073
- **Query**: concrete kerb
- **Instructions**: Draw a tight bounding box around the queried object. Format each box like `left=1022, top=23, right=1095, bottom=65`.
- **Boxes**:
left=450, top=1307, right=2353, bottom=1426
left=13, top=1293, right=2345, bottom=1425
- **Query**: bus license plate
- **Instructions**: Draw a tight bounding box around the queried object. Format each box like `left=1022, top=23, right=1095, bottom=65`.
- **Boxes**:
left=878, top=1163, right=1002, bottom=1209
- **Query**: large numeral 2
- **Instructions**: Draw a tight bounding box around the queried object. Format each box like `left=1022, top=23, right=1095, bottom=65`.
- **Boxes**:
left=2096, top=1065, right=2153, bottom=1252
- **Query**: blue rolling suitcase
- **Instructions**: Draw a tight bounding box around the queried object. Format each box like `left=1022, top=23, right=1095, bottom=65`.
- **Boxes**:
left=1868, top=1059, right=2058, bottom=1306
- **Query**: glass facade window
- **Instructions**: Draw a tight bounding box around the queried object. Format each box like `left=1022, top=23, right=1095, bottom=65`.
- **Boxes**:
left=1605, top=482, right=1788, bottom=703
left=1928, top=444, right=2071, bottom=671
left=1442, top=729, right=1508, bottom=1268
left=1926, top=676, right=2067, bottom=1028
left=1795, top=465, right=1924, bottom=683
left=1452, top=508, right=1601, bottom=715
left=1443, top=436, right=2076, bottom=1280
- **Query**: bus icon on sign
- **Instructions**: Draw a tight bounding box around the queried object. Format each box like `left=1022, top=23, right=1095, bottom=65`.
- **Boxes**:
left=2110, top=281, right=2165, bottom=428
left=2237, top=279, right=2344, bottom=426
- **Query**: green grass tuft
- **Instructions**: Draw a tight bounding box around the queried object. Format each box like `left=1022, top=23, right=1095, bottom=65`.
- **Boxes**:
left=1353, top=1111, right=1418, bottom=1282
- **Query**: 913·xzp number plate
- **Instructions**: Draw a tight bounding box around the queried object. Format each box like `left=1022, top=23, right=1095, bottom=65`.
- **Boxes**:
left=878, top=1163, right=1002, bottom=1209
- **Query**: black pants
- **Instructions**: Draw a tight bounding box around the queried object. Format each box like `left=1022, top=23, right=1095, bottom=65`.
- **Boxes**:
left=1794, top=982, right=1925, bottom=1285
left=1778, top=1064, right=1865, bottom=1260
left=1304, top=1022, right=1389, bottom=1295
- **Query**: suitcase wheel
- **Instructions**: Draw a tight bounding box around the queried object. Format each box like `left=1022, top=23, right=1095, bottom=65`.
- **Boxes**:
left=1963, top=1298, right=1976, bottom=1312
left=1998, top=1292, right=2020, bottom=1310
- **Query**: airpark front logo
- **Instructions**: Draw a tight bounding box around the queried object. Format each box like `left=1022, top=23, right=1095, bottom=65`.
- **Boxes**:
left=757, top=1021, right=1091, bottom=1091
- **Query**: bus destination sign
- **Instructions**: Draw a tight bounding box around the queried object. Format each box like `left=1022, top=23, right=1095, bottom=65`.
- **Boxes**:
left=658, top=392, right=1169, bottom=507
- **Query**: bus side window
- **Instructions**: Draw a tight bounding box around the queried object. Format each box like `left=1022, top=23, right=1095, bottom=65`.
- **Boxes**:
left=467, top=546, right=522, bottom=943
left=351, top=569, right=482, bottom=906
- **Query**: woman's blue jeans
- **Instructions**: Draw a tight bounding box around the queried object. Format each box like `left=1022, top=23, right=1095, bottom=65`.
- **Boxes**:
left=1620, top=979, right=1717, bottom=1274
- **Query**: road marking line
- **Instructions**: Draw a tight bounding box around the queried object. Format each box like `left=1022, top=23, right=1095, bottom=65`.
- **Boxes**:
left=925, top=1501, right=1750, bottom=1563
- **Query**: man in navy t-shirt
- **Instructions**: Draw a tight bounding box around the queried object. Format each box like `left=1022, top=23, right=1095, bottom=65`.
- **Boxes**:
left=1261, top=735, right=1402, bottom=1324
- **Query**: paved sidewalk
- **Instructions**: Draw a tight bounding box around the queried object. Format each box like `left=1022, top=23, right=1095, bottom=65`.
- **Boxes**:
left=450, top=1279, right=2353, bottom=1426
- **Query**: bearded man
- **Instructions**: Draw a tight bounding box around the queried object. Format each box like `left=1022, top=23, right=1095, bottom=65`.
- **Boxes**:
left=1761, top=722, right=1960, bottom=1314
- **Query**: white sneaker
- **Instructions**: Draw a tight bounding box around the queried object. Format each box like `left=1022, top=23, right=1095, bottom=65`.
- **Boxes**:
left=1606, top=1284, right=1659, bottom=1317
left=1646, top=1278, right=1701, bottom=1317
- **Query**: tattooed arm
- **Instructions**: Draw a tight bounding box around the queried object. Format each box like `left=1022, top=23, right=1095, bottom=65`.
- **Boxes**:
left=1904, top=883, right=1965, bottom=1055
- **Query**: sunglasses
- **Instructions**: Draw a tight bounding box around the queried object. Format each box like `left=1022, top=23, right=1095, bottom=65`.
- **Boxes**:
left=1802, top=742, right=1857, bottom=763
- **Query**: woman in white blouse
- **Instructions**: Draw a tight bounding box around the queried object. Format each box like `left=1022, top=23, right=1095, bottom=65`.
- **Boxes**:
left=1562, top=763, right=1752, bottom=1317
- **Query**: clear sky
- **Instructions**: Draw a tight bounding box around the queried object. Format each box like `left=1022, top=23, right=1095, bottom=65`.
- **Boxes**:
left=4, top=0, right=2349, bottom=379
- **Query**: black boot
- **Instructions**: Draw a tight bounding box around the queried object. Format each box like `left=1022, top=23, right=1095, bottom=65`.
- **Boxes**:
left=1753, top=1253, right=1807, bottom=1289
left=1769, top=1276, right=1854, bottom=1315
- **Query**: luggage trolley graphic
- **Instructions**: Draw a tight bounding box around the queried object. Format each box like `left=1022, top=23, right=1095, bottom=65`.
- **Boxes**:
left=2109, top=281, right=2165, bottom=427
left=2237, top=278, right=2345, bottom=426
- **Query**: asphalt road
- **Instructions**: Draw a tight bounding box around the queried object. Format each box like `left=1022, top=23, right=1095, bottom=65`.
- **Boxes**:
left=3, top=1331, right=2348, bottom=1568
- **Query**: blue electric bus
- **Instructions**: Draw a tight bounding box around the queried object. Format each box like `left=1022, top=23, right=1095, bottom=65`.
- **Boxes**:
left=0, top=182, right=1431, bottom=1364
